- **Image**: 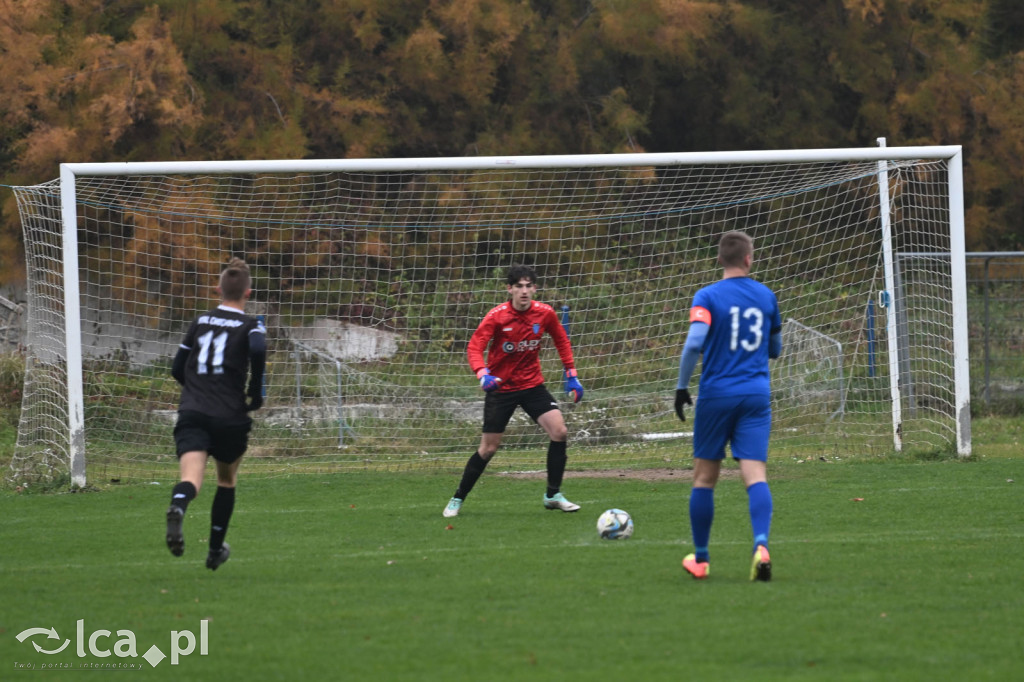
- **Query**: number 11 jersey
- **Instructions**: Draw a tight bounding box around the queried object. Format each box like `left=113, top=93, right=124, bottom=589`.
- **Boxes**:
left=178, top=304, right=266, bottom=421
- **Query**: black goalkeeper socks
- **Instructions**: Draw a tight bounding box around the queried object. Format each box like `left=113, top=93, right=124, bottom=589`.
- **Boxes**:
left=546, top=440, right=568, bottom=497
left=454, top=452, right=490, bottom=500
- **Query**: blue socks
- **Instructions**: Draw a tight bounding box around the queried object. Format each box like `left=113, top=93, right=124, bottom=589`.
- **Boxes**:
left=689, top=487, right=714, bottom=562
left=690, top=481, right=773, bottom=562
left=747, top=481, right=773, bottom=550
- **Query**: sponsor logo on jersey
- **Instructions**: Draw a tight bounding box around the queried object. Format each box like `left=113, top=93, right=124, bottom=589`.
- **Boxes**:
left=502, top=339, right=541, bottom=354
left=197, top=315, right=245, bottom=328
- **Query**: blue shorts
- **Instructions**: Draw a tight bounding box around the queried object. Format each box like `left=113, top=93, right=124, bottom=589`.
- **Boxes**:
left=692, top=394, right=772, bottom=462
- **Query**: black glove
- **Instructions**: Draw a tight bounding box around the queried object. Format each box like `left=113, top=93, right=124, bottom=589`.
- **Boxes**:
left=674, top=388, right=692, bottom=422
left=246, top=389, right=264, bottom=412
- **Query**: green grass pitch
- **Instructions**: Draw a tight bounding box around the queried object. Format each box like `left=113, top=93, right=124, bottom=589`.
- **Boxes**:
left=2, top=455, right=1023, bottom=680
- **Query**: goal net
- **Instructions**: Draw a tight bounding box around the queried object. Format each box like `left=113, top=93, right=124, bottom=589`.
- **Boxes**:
left=7, top=147, right=971, bottom=485
left=773, top=318, right=846, bottom=425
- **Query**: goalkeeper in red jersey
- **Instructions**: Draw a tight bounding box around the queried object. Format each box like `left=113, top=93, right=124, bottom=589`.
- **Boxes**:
left=442, top=264, right=584, bottom=518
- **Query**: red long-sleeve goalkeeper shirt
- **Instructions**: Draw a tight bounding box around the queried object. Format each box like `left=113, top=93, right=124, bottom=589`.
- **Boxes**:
left=467, top=300, right=575, bottom=392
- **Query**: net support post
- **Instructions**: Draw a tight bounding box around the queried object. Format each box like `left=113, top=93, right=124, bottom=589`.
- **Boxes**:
left=876, top=138, right=903, bottom=452
left=948, top=148, right=972, bottom=456
left=59, top=164, right=87, bottom=487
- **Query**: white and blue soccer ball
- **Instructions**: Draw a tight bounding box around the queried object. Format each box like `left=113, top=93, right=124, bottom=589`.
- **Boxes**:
left=596, top=508, right=634, bottom=540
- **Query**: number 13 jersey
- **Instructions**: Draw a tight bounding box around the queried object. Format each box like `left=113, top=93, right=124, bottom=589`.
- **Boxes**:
left=690, top=277, right=781, bottom=400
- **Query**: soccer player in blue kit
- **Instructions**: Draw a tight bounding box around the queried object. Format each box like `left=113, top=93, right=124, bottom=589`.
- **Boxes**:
left=674, top=231, right=782, bottom=582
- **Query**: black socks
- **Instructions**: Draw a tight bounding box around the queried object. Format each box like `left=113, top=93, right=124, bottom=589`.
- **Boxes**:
left=546, top=440, right=568, bottom=498
left=454, top=442, right=567, bottom=500
left=454, top=452, right=490, bottom=500
left=170, top=481, right=197, bottom=512
left=209, top=486, right=236, bottom=552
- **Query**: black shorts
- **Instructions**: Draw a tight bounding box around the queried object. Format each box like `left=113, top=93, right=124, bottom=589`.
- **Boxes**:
left=174, top=411, right=251, bottom=464
left=482, top=384, right=560, bottom=433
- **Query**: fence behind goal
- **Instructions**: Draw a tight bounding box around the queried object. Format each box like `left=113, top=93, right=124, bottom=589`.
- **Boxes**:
left=8, top=147, right=971, bottom=485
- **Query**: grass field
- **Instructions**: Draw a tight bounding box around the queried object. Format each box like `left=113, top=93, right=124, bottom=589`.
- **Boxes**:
left=2, top=435, right=1023, bottom=681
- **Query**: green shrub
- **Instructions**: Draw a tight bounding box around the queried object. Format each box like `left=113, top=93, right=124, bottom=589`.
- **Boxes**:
left=0, top=352, right=24, bottom=427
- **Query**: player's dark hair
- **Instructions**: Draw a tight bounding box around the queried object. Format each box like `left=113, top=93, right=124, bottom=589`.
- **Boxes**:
left=220, top=257, right=251, bottom=301
left=506, top=264, right=537, bottom=286
left=718, top=231, right=753, bottom=269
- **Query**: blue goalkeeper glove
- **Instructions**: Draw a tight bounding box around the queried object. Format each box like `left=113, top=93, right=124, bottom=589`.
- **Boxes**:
left=476, top=368, right=502, bottom=392
left=564, top=368, right=584, bottom=403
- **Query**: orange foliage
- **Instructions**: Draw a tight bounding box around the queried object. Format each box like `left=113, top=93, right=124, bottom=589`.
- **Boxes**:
left=3, top=0, right=1024, bottom=293
left=113, top=184, right=223, bottom=325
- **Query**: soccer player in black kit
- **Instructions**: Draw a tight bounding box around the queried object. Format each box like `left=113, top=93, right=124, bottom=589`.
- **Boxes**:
left=165, top=258, right=266, bottom=570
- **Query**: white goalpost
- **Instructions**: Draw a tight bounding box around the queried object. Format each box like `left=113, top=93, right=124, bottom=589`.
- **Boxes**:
left=9, top=144, right=971, bottom=486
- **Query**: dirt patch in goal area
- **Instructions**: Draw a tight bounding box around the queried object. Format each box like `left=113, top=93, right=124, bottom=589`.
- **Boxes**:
left=501, top=468, right=743, bottom=482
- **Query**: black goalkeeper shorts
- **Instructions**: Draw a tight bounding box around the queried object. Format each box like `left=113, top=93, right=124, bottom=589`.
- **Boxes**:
left=482, top=384, right=560, bottom=433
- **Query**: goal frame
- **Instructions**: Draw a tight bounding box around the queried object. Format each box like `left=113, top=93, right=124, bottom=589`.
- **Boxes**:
left=52, top=144, right=970, bottom=486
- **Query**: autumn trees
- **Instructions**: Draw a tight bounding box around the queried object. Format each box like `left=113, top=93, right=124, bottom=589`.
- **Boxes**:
left=2, top=0, right=1023, bottom=284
